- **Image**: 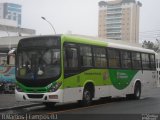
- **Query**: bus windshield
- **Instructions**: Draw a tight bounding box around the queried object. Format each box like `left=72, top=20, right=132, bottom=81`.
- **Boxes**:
left=16, top=36, right=61, bottom=87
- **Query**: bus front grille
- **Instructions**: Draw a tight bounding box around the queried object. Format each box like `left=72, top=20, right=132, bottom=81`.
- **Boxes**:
left=27, top=94, right=44, bottom=99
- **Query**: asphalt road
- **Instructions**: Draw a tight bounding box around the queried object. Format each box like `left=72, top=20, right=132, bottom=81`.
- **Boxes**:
left=1, top=88, right=160, bottom=120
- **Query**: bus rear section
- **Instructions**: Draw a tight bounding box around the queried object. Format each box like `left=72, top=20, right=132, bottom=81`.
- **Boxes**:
left=61, top=36, right=157, bottom=105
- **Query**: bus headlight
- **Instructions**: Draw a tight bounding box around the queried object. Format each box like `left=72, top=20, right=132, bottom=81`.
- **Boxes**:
left=16, top=85, right=23, bottom=92
left=49, top=82, right=62, bottom=92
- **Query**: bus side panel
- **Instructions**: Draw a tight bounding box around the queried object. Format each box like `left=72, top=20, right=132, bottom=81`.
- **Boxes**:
left=100, top=70, right=155, bottom=98
left=63, top=69, right=112, bottom=102
left=141, top=70, right=157, bottom=96
left=63, top=75, right=83, bottom=102
left=125, top=70, right=157, bottom=97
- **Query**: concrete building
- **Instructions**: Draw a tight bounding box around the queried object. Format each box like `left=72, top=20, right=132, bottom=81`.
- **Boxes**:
left=0, top=24, right=36, bottom=37
left=0, top=2, right=35, bottom=37
left=98, top=0, right=142, bottom=43
left=0, top=36, right=28, bottom=53
left=0, top=3, right=21, bottom=27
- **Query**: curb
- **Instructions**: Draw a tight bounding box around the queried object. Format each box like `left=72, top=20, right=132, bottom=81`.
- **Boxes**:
left=0, top=103, right=42, bottom=112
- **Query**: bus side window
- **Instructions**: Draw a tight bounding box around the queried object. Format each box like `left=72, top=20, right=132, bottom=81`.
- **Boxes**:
left=80, top=45, right=93, bottom=67
left=121, top=50, right=132, bottom=69
left=93, top=47, right=107, bottom=68
left=108, top=48, right=120, bottom=68
left=150, top=54, right=156, bottom=70
left=132, top=52, right=141, bottom=70
left=64, top=44, right=78, bottom=69
left=141, top=53, right=150, bottom=70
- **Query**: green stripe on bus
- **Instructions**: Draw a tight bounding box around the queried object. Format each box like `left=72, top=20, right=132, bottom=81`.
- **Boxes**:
left=109, top=69, right=138, bottom=90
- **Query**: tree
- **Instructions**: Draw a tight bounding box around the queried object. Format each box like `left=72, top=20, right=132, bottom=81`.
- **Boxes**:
left=154, top=39, right=160, bottom=52
left=142, top=40, right=159, bottom=52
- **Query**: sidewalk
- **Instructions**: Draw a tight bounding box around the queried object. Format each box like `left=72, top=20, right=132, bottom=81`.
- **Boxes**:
left=0, top=94, right=41, bottom=111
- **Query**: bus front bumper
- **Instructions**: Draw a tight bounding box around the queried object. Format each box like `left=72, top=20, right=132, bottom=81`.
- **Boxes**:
left=15, top=89, right=63, bottom=103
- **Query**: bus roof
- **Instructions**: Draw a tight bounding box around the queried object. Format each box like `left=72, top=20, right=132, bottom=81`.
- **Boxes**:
left=62, top=34, right=155, bottom=54
left=18, top=34, right=155, bottom=54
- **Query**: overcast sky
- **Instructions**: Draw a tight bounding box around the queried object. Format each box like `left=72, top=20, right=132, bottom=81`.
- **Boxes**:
left=1, top=0, right=160, bottom=41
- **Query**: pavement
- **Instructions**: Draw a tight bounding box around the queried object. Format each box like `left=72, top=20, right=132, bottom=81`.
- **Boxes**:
left=0, top=86, right=159, bottom=112
left=0, top=94, right=42, bottom=111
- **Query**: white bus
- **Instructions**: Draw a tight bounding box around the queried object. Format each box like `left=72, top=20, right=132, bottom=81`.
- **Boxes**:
left=15, top=35, right=157, bottom=107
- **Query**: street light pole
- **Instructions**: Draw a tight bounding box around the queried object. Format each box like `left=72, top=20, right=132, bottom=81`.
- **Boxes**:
left=41, top=16, right=56, bottom=34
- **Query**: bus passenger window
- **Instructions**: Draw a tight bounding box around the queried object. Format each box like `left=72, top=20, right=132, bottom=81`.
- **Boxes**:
left=132, top=52, right=141, bottom=69
left=141, top=53, right=150, bottom=70
left=93, top=47, right=107, bottom=68
left=64, top=47, right=78, bottom=69
left=121, top=51, right=131, bottom=69
left=80, top=46, right=93, bottom=67
left=108, top=49, right=120, bottom=68
left=150, top=54, right=156, bottom=70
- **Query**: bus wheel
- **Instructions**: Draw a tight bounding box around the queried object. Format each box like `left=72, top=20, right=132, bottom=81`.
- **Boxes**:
left=43, top=102, right=56, bottom=108
left=79, top=87, right=93, bottom=106
left=133, top=82, right=141, bottom=100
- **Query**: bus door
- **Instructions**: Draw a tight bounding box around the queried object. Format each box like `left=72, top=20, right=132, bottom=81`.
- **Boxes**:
left=63, top=43, right=81, bottom=102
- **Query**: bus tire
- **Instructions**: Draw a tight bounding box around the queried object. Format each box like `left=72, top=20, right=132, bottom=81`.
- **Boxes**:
left=133, top=82, right=141, bottom=100
left=79, top=86, right=93, bottom=106
left=43, top=102, right=56, bottom=108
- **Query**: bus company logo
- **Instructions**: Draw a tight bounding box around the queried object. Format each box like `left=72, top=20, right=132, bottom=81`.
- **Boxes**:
left=117, top=72, right=128, bottom=79
left=142, top=114, right=159, bottom=120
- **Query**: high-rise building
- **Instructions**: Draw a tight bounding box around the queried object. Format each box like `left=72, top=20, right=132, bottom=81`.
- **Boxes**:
left=0, top=3, right=21, bottom=27
left=98, top=0, right=142, bottom=43
left=0, top=2, right=35, bottom=37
